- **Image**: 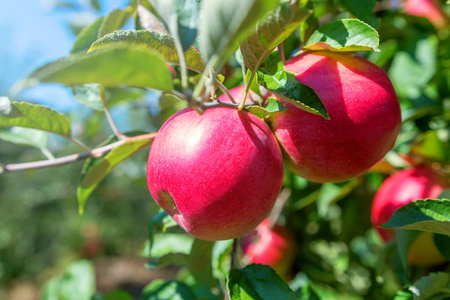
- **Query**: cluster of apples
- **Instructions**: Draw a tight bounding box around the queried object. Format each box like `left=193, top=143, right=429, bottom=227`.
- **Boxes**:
left=146, top=50, right=402, bottom=241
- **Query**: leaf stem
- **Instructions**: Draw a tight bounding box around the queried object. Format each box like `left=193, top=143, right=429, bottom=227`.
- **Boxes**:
left=230, top=238, right=239, bottom=271
left=172, top=32, right=189, bottom=93
left=100, top=85, right=126, bottom=139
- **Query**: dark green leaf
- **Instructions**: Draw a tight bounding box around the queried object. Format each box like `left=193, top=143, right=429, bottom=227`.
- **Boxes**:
left=256, top=52, right=329, bottom=119
left=395, top=230, right=421, bottom=275
left=240, top=2, right=311, bottom=71
left=89, top=30, right=205, bottom=73
left=18, top=45, right=173, bottom=92
left=142, top=280, right=197, bottom=300
left=41, top=260, right=95, bottom=300
left=409, top=272, right=450, bottom=300
left=304, top=19, right=380, bottom=52
left=338, top=0, right=378, bottom=28
left=434, top=234, right=450, bottom=260
left=228, top=264, right=296, bottom=300
left=148, top=0, right=199, bottom=50
left=199, top=0, right=280, bottom=64
left=145, top=253, right=189, bottom=270
left=381, top=199, right=450, bottom=236
left=0, top=98, right=72, bottom=138
left=77, top=137, right=153, bottom=213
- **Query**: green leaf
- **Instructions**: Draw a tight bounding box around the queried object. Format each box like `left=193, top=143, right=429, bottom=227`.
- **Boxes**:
left=41, top=260, right=95, bottom=300
left=142, top=280, right=197, bottom=300
left=411, top=131, right=449, bottom=162
left=434, top=234, right=450, bottom=260
left=388, top=35, right=438, bottom=99
left=256, top=51, right=329, bottom=119
left=89, top=30, right=205, bottom=73
left=71, top=6, right=135, bottom=54
left=409, top=272, right=450, bottom=300
left=187, top=239, right=216, bottom=288
left=0, top=98, right=72, bottom=138
left=381, top=199, right=450, bottom=236
left=240, top=2, right=311, bottom=71
left=304, top=19, right=380, bottom=52
left=245, top=97, right=287, bottom=119
left=199, top=0, right=280, bottom=64
left=228, top=264, right=296, bottom=300
left=148, top=0, right=198, bottom=50
left=93, top=290, right=133, bottom=300
left=71, top=17, right=104, bottom=54
left=338, top=0, right=378, bottom=28
left=97, top=7, right=135, bottom=39
left=395, top=229, right=421, bottom=275
left=143, top=233, right=193, bottom=269
left=17, top=45, right=173, bottom=92
left=145, top=210, right=178, bottom=256
left=0, top=127, right=48, bottom=149
left=77, top=137, right=152, bottom=213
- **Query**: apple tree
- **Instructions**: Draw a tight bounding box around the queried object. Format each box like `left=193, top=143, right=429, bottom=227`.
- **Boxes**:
left=1, top=0, right=450, bottom=299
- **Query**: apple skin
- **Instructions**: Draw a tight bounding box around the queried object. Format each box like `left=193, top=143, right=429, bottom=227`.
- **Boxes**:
left=147, top=107, right=284, bottom=241
left=241, top=219, right=297, bottom=279
left=405, top=0, right=448, bottom=28
left=272, top=51, right=402, bottom=183
left=371, top=166, right=446, bottom=266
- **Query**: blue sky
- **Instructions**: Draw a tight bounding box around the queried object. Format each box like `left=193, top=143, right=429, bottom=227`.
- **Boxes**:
left=0, top=0, right=129, bottom=111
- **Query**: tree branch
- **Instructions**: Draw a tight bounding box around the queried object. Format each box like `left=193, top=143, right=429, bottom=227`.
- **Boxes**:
left=1, top=133, right=157, bottom=173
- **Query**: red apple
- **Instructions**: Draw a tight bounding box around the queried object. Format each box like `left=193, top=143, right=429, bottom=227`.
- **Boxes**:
left=147, top=107, right=284, bottom=241
left=405, top=0, right=448, bottom=28
left=241, top=219, right=297, bottom=279
left=371, top=166, right=446, bottom=266
left=272, top=51, right=402, bottom=183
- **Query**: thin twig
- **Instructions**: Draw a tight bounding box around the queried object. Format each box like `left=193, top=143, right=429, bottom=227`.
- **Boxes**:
left=1, top=132, right=157, bottom=173
left=267, top=187, right=292, bottom=230
left=100, top=85, right=126, bottom=139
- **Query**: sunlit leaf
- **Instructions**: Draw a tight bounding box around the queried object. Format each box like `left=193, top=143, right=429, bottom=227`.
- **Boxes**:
left=148, top=0, right=198, bottom=50
left=199, top=0, right=280, bottom=64
left=17, top=45, right=173, bottom=92
left=256, top=51, right=328, bottom=119
left=89, top=30, right=204, bottom=73
left=0, top=97, right=72, bottom=138
left=304, top=19, right=380, bottom=52
left=240, top=1, right=311, bottom=71
left=381, top=199, right=450, bottom=236
left=142, top=280, right=197, bottom=300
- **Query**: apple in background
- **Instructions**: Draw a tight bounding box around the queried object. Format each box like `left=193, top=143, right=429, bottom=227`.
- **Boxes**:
left=147, top=107, right=284, bottom=241
left=371, top=166, right=447, bottom=266
left=241, top=219, right=297, bottom=279
left=405, top=0, right=448, bottom=28
left=272, top=51, right=402, bottom=183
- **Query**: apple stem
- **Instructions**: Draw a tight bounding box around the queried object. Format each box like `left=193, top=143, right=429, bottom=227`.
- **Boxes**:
left=230, top=238, right=239, bottom=271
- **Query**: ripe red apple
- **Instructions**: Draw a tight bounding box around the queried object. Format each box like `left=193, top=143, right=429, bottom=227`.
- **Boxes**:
left=272, top=51, right=402, bottom=183
left=147, top=107, right=284, bottom=241
left=405, top=0, right=448, bottom=28
left=371, top=166, right=446, bottom=266
left=241, top=219, right=297, bottom=279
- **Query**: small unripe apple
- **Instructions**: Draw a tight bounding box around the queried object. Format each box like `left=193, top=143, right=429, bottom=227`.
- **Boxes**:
left=272, top=51, right=402, bottom=183
left=371, top=166, right=446, bottom=266
left=241, top=219, right=297, bottom=279
left=405, top=0, right=448, bottom=28
left=147, top=107, right=284, bottom=241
